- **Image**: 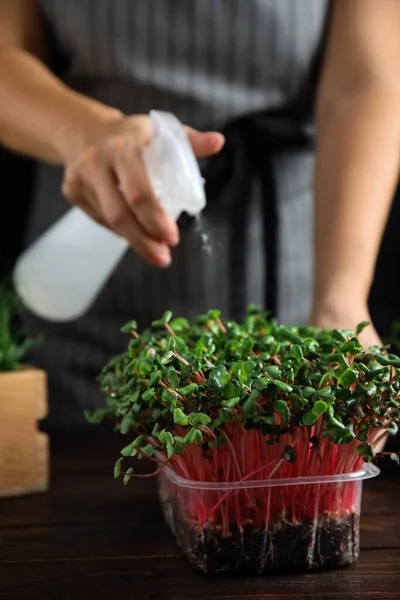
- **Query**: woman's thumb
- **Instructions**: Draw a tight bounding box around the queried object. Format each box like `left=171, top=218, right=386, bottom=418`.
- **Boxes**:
left=185, top=126, right=225, bottom=158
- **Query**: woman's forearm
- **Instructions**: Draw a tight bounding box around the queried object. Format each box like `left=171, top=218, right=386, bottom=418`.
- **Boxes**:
left=0, top=48, right=122, bottom=164
left=313, top=86, right=400, bottom=314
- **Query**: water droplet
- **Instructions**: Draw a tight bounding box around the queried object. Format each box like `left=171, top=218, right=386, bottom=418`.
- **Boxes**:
left=194, top=214, right=213, bottom=255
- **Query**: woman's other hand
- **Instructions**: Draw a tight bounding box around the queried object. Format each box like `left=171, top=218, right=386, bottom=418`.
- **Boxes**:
left=309, top=301, right=382, bottom=349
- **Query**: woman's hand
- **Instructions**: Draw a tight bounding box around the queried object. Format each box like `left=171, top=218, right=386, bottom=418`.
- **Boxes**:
left=309, top=300, right=382, bottom=349
left=61, top=114, right=224, bottom=267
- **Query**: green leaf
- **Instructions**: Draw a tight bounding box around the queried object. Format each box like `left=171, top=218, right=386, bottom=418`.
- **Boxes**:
left=315, top=386, right=333, bottom=400
left=340, top=340, right=360, bottom=354
left=326, top=405, right=347, bottom=431
left=167, top=337, right=176, bottom=351
left=224, top=381, right=241, bottom=399
left=253, top=377, right=270, bottom=392
left=357, top=430, right=369, bottom=442
left=189, top=412, right=211, bottom=426
left=280, top=327, right=303, bottom=345
left=302, top=387, right=316, bottom=399
left=123, top=467, right=134, bottom=486
left=356, top=321, right=370, bottom=335
left=84, top=408, right=106, bottom=425
left=161, top=350, right=174, bottom=364
left=178, top=383, right=198, bottom=396
left=333, top=329, right=348, bottom=342
left=283, top=445, right=297, bottom=463
left=173, top=444, right=185, bottom=455
left=114, top=458, right=123, bottom=478
left=339, top=368, right=358, bottom=387
left=222, top=396, right=241, bottom=408
left=265, top=365, right=281, bottom=379
left=313, top=400, right=328, bottom=416
left=151, top=319, right=164, bottom=327
left=173, top=435, right=186, bottom=444
left=270, top=380, right=293, bottom=394
left=365, top=383, right=377, bottom=398
left=240, top=337, right=254, bottom=354
left=159, top=429, right=174, bottom=447
left=120, top=413, right=135, bottom=434
left=142, top=388, right=155, bottom=402
left=273, top=399, right=287, bottom=412
left=185, top=427, right=203, bottom=444
left=127, top=390, right=141, bottom=404
left=290, top=345, right=303, bottom=360
left=304, top=339, right=319, bottom=353
left=207, top=308, right=221, bottom=320
left=173, top=408, right=188, bottom=426
left=161, top=388, right=177, bottom=404
left=242, top=389, right=260, bottom=417
left=290, top=393, right=304, bottom=412
left=140, top=443, right=155, bottom=457
left=365, top=368, right=386, bottom=381
left=120, top=320, right=138, bottom=334
left=208, top=365, right=230, bottom=390
left=170, top=318, right=189, bottom=333
left=242, top=360, right=256, bottom=378
left=390, top=453, right=400, bottom=465
left=273, top=399, right=290, bottom=423
left=333, top=426, right=355, bottom=444
left=120, top=442, right=136, bottom=457
left=139, top=358, right=154, bottom=375
left=375, top=354, right=400, bottom=368
left=318, top=371, right=333, bottom=388
left=161, top=310, right=173, bottom=324
left=302, top=412, right=319, bottom=426
left=217, top=434, right=227, bottom=447
left=149, top=370, right=161, bottom=386
left=356, top=443, right=375, bottom=462
left=219, top=407, right=233, bottom=422
left=323, top=353, right=348, bottom=367
left=169, top=376, right=179, bottom=390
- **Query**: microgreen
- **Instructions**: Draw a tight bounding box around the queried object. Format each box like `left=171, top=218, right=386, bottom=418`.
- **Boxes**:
left=0, top=283, right=39, bottom=372
left=88, top=307, right=400, bottom=490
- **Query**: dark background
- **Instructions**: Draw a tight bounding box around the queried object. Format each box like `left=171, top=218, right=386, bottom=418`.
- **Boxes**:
left=0, top=148, right=36, bottom=279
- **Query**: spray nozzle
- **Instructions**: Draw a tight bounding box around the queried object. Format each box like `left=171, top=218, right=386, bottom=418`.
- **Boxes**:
left=142, top=110, right=206, bottom=221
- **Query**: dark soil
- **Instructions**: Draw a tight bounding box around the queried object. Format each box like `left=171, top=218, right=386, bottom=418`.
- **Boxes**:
left=166, top=508, right=360, bottom=575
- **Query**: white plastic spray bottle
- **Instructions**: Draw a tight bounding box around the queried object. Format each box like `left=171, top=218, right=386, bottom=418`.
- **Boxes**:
left=13, top=111, right=206, bottom=322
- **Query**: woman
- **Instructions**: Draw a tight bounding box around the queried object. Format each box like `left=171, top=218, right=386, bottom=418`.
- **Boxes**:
left=0, top=0, right=399, bottom=429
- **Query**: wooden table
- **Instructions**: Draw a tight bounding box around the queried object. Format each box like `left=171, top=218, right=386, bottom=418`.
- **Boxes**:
left=0, top=434, right=399, bottom=599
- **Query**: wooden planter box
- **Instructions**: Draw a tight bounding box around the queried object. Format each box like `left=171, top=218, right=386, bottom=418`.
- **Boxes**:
left=0, top=367, right=49, bottom=497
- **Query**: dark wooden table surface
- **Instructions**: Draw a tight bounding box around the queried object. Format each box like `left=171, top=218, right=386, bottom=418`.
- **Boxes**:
left=0, top=434, right=399, bottom=600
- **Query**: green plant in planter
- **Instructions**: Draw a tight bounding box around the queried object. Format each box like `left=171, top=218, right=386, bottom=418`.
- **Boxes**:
left=88, top=307, right=400, bottom=575
left=0, top=283, right=38, bottom=372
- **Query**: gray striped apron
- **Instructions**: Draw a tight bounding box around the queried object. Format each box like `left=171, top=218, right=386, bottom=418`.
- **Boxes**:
left=25, top=0, right=328, bottom=430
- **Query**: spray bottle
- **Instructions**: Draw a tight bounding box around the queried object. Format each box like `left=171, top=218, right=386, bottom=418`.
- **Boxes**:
left=13, top=111, right=206, bottom=322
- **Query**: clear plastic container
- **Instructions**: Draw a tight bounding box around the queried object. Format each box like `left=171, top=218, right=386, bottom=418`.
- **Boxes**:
left=158, top=462, right=380, bottom=575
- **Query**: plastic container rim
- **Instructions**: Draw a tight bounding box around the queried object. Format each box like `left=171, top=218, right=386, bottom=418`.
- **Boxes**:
left=159, top=460, right=380, bottom=491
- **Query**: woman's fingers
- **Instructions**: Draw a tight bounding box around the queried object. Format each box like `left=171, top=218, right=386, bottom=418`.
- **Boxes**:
left=113, top=143, right=179, bottom=247
left=90, top=167, right=172, bottom=267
